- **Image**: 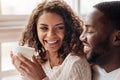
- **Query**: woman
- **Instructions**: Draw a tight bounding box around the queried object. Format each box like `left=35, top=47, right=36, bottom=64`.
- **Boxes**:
left=10, top=0, right=91, bottom=80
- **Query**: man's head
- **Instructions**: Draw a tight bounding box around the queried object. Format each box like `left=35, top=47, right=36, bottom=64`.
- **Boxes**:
left=80, top=1, right=120, bottom=65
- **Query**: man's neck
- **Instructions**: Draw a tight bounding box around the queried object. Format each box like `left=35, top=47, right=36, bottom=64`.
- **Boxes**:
left=97, top=53, right=120, bottom=72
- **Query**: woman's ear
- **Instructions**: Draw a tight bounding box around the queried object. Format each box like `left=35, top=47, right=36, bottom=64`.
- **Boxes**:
left=113, top=31, right=120, bottom=46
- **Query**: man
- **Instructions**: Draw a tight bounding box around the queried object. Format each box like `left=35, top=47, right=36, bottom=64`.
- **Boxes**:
left=80, top=1, right=120, bottom=80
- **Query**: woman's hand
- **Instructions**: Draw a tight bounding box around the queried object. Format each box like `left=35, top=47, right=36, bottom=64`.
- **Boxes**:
left=10, top=51, right=46, bottom=80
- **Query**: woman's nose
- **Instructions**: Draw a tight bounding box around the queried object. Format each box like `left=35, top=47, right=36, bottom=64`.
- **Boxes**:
left=47, top=29, right=56, bottom=37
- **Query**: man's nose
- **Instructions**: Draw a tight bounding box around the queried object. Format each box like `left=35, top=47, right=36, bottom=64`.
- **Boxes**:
left=79, top=32, right=86, bottom=42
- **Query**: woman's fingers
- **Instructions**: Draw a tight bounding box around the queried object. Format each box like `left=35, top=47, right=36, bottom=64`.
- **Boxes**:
left=10, top=51, right=14, bottom=64
left=32, top=55, right=39, bottom=64
left=10, top=52, right=30, bottom=74
left=10, top=52, right=21, bottom=69
left=17, top=53, right=33, bottom=67
left=13, top=56, right=21, bottom=68
left=10, top=51, right=13, bottom=58
left=18, top=61, right=31, bottom=76
left=10, top=52, right=46, bottom=80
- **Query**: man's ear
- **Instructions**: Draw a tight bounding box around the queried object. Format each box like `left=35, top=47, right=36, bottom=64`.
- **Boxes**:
left=113, top=31, right=120, bottom=46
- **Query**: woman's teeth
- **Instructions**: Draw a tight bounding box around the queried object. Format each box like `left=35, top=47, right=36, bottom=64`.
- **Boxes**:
left=47, top=40, right=57, bottom=44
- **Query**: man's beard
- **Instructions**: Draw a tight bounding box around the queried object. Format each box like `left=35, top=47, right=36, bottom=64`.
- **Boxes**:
left=87, top=45, right=109, bottom=65
left=87, top=51, right=100, bottom=64
left=87, top=38, right=110, bottom=64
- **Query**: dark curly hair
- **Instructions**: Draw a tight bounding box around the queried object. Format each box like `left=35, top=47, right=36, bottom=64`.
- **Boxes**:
left=19, top=0, right=83, bottom=63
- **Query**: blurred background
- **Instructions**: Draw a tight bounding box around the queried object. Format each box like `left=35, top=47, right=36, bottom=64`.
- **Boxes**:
left=0, top=0, right=119, bottom=80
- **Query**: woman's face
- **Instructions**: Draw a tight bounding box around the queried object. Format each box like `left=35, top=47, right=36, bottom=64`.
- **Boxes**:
left=37, top=12, right=65, bottom=53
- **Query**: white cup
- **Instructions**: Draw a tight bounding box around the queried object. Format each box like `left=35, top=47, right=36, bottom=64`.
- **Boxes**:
left=12, top=46, right=35, bottom=59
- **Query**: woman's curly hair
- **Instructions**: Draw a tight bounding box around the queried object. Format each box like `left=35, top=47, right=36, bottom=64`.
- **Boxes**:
left=19, top=0, right=83, bottom=63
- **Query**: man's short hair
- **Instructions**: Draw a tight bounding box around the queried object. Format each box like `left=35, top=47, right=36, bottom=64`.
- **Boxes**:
left=93, top=1, right=120, bottom=29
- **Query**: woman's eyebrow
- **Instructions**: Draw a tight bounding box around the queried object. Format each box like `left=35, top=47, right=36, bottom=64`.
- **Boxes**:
left=39, top=23, right=48, bottom=26
left=55, top=23, right=64, bottom=26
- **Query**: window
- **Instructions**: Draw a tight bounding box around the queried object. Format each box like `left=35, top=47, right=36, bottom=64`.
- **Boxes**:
left=0, top=0, right=42, bottom=15
left=64, top=0, right=80, bottom=14
left=0, top=0, right=79, bottom=28
left=0, top=0, right=79, bottom=15
left=0, top=27, right=23, bottom=80
left=1, top=42, right=18, bottom=71
left=80, top=0, right=120, bottom=16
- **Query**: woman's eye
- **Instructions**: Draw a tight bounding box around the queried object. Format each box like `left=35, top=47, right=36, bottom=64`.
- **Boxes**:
left=56, top=26, right=65, bottom=30
left=39, top=27, right=48, bottom=31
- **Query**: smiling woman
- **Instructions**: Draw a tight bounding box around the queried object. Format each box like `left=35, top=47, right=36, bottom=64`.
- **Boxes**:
left=37, top=12, right=65, bottom=54
left=0, top=0, right=80, bottom=80
left=10, top=0, right=91, bottom=80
